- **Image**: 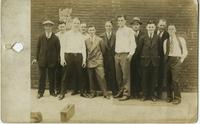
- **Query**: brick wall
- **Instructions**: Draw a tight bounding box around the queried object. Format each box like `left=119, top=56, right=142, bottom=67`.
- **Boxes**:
left=31, top=0, right=198, bottom=91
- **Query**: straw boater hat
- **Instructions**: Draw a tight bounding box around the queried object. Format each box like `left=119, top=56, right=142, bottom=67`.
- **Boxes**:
left=42, top=20, right=55, bottom=25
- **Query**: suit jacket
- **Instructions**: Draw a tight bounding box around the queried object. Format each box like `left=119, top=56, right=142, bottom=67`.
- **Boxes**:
left=36, top=33, right=60, bottom=67
left=157, top=30, right=169, bottom=58
left=138, top=31, right=161, bottom=67
left=134, top=31, right=144, bottom=57
left=100, top=32, right=116, bottom=56
left=85, top=35, right=104, bottom=68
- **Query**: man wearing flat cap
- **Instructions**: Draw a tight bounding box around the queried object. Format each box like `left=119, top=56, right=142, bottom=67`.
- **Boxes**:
left=130, top=17, right=144, bottom=99
left=32, top=20, right=61, bottom=99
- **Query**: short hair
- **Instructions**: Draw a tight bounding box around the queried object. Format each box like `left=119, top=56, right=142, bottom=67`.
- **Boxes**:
left=81, top=22, right=87, bottom=26
left=147, top=19, right=156, bottom=25
left=58, top=21, right=66, bottom=25
left=72, top=17, right=80, bottom=23
left=158, top=18, right=167, bottom=23
left=88, top=25, right=95, bottom=29
left=105, top=20, right=113, bottom=25
left=117, top=15, right=127, bottom=20
left=168, top=24, right=176, bottom=29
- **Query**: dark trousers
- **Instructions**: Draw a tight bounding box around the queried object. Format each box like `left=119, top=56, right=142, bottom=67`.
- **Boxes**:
left=55, top=63, right=63, bottom=94
left=82, top=68, right=90, bottom=93
left=157, top=57, right=166, bottom=97
left=166, top=57, right=182, bottom=99
left=104, top=54, right=118, bottom=95
left=38, top=66, right=56, bottom=95
left=141, top=62, right=158, bottom=98
left=115, top=53, right=131, bottom=96
left=88, top=66, right=108, bottom=96
left=131, top=55, right=142, bottom=97
left=60, top=53, right=84, bottom=95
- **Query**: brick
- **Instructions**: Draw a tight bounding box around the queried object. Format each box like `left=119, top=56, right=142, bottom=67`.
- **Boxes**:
left=60, top=104, right=75, bottom=122
left=30, top=112, right=43, bottom=123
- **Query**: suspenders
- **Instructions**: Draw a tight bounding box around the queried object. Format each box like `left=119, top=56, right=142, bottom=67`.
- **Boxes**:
left=165, top=36, right=183, bottom=61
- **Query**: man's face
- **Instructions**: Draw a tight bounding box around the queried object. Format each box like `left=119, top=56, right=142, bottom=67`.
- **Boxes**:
left=117, top=17, right=126, bottom=27
left=58, top=23, right=66, bottom=32
left=80, top=24, right=87, bottom=33
left=72, top=19, right=80, bottom=30
left=44, top=24, right=53, bottom=32
left=132, top=23, right=140, bottom=31
left=88, top=27, right=96, bottom=36
left=157, top=21, right=166, bottom=31
left=146, top=24, right=156, bottom=33
left=168, top=25, right=176, bottom=36
left=105, top=22, right=113, bottom=32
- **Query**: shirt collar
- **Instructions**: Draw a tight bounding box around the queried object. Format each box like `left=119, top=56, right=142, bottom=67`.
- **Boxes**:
left=45, top=32, right=52, bottom=38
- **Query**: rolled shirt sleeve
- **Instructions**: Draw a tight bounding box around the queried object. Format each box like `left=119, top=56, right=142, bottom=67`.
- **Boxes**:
left=180, top=37, right=188, bottom=60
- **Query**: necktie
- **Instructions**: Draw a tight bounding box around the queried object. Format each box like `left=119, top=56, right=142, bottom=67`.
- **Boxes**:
left=107, top=32, right=111, bottom=39
left=170, top=37, right=174, bottom=53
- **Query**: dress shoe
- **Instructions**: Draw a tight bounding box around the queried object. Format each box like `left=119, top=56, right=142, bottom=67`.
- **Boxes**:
left=104, top=95, right=110, bottom=99
left=71, top=91, right=78, bottom=95
left=172, top=99, right=181, bottom=105
left=58, top=94, right=65, bottom=100
left=89, top=93, right=96, bottom=98
left=151, top=97, right=157, bottom=102
left=80, top=93, right=89, bottom=98
left=141, top=97, right=147, bottom=101
left=50, top=92, right=57, bottom=97
left=119, top=96, right=130, bottom=101
left=166, top=98, right=173, bottom=103
left=37, top=94, right=43, bottom=99
left=113, top=91, right=123, bottom=98
left=55, top=91, right=61, bottom=96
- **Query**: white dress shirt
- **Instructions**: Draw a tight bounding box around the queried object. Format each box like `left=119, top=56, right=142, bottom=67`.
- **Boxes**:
left=115, top=26, right=136, bottom=55
left=56, top=31, right=68, bottom=64
left=45, top=32, right=52, bottom=39
left=62, top=30, right=86, bottom=63
left=157, top=30, right=164, bottom=38
left=163, top=35, right=188, bottom=61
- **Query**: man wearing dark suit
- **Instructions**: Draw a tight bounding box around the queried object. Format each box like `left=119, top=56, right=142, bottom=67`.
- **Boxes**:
left=138, top=20, right=160, bottom=102
left=130, top=17, right=144, bottom=98
left=85, top=25, right=110, bottom=99
left=100, top=21, right=118, bottom=96
left=156, top=19, right=169, bottom=99
left=32, top=20, right=60, bottom=99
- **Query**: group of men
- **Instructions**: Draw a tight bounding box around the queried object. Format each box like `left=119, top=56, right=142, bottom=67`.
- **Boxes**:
left=32, top=15, right=188, bottom=105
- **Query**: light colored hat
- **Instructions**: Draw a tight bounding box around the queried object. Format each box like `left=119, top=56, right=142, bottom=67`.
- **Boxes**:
left=130, top=17, right=142, bottom=25
left=42, top=20, right=54, bottom=25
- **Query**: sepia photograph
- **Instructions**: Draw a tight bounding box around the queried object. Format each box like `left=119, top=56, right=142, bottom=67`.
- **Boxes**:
left=1, top=0, right=198, bottom=123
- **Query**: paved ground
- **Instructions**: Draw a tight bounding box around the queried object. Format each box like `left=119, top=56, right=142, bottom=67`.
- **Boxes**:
left=31, top=89, right=198, bottom=123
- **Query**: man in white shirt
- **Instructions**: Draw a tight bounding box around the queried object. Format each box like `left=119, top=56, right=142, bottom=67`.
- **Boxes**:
left=58, top=17, right=87, bottom=100
left=55, top=21, right=67, bottom=95
left=163, top=24, right=188, bottom=104
left=113, top=15, right=136, bottom=101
